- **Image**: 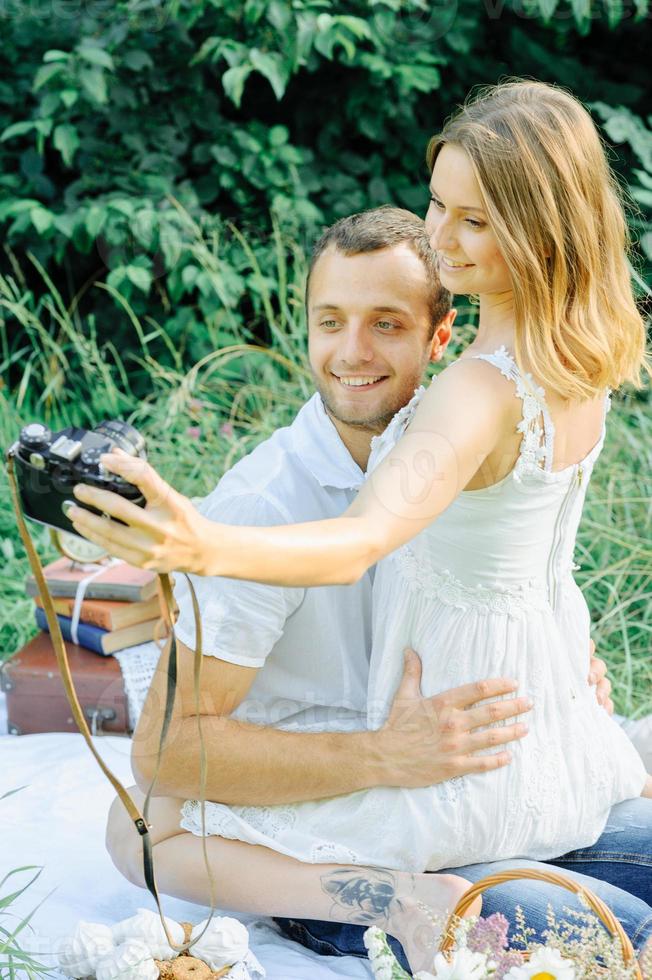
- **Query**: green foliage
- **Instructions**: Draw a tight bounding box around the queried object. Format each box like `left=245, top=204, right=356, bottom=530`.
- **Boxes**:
left=0, top=0, right=650, bottom=374
left=0, top=788, right=57, bottom=980
left=591, top=102, right=652, bottom=278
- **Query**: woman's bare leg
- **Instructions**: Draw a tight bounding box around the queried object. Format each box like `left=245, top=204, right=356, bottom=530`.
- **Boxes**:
left=106, top=787, right=479, bottom=973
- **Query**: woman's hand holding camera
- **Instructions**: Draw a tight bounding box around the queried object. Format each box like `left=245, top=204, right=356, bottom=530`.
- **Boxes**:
left=68, top=449, right=210, bottom=575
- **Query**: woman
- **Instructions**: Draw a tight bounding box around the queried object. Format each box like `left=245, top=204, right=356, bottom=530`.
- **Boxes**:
left=72, top=79, right=652, bottom=973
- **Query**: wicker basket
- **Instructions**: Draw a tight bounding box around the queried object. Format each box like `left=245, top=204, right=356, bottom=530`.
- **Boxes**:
left=438, top=868, right=643, bottom=978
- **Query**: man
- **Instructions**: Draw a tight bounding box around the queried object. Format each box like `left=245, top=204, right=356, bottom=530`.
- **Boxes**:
left=95, top=208, right=651, bottom=970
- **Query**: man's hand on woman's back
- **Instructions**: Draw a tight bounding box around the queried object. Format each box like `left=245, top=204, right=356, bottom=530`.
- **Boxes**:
left=370, top=648, right=533, bottom=788
left=588, top=640, right=613, bottom=715
left=371, top=640, right=615, bottom=790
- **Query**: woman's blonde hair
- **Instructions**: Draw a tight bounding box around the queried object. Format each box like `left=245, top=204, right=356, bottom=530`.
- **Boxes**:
left=426, top=79, right=650, bottom=399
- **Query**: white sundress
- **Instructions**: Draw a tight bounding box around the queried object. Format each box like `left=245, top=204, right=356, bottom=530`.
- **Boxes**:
left=179, top=347, right=647, bottom=872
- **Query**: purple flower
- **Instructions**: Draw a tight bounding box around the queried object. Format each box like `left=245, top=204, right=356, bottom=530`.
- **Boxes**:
left=467, top=913, right=510, bottom=959
left=494, top=948, right=525, bottom=976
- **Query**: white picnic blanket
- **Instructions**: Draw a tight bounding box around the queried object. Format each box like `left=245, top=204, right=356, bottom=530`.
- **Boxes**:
left=0, top=715, right=372, bottom=979
left=1, top=642, right=650, bottom=980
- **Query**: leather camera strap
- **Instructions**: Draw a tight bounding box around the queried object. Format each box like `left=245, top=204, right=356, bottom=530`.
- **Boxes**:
left=6, top=451, right=217, bottom=955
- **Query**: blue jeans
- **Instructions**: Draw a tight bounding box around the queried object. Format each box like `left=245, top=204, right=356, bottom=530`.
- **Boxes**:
left=274, top=797, right=652, bottom=971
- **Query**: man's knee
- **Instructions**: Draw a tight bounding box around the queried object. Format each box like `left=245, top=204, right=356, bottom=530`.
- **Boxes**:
left=600, top=797, right=652, bottom=853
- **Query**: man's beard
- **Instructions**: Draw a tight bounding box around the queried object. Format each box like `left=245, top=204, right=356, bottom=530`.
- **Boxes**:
left=313, top=375, right=421, bottom=435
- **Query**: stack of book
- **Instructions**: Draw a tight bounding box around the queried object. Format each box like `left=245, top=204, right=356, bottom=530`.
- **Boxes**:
left=26, top=557, right=169, bottom=656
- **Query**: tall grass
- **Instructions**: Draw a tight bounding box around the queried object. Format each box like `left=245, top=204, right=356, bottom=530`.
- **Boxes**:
left=0, top=787, right=57, bottom=980
left=0, top=218, right=650, bottom=717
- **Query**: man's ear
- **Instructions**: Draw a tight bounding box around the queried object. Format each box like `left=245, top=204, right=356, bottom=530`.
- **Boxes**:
left=428, top=308, right=456, bottom=363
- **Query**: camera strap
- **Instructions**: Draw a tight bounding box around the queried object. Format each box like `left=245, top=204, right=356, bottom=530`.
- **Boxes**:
left=5, top=451, right=217, bottom=955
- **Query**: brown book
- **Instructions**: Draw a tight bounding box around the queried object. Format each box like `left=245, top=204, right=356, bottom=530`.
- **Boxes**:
left=34, top=606, right=169, bottom=655
left=25, top=555, right=158, bottom=602
left=33, top=593, right=162, bottom=631
left=95, top=617, right=169, bottom=654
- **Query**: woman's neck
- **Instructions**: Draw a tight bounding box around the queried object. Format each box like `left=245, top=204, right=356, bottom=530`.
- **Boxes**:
left=466, top=291, right=516, bottom=355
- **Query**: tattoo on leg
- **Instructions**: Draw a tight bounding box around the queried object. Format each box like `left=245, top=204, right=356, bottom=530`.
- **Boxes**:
left=320, top=868, right=402, bottom=924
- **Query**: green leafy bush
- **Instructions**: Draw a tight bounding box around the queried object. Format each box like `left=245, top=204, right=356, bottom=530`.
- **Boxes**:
left=0, top=0, right=650, bottom=379
left=591, top=101, right=652, bottom=281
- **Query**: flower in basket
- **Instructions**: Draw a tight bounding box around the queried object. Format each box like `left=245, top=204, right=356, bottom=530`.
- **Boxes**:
left=425, top=947, right=495, bottom=978
left=503, top=946, right=575, bottom=979
left=465, top=913, right=523, bottom=977
left=364, top=925, right=410, bottom=979
left=365, top=904, right=641, bottom=980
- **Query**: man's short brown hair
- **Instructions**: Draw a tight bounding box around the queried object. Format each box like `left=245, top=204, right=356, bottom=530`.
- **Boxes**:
left=306, top=205, right=451, bottom=338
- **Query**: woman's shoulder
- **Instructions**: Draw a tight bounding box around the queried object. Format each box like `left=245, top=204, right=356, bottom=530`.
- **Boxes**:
left=441, top=351, right=518, bottom=386
left=417, top=355, right=521, bottom=424
left=367, top=355, right=530, bottom=474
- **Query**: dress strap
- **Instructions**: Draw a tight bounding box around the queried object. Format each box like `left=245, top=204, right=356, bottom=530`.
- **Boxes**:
left=468, top=345, right=555, bottom=475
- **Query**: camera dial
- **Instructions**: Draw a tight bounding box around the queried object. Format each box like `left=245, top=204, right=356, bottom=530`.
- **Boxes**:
left=19, top=423, right=52, bottom=451
left=79, top=449, right=120, bottom=486
left=80, top=446, right=105, bottom=468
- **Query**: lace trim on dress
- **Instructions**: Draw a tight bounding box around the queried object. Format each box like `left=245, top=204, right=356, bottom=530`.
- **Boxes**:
left=367, top=385, right=426, bottom=473
left=393, top=545, right=549, bottom=620
left=181, top=799, right=299, bottom=839
left=368, top=354, right=609, bottom=485
left=180, top=800, right=369, bottom=866
left=310, top=843, right=364, bottom=865
left=470, top=345, right=555, bottom=481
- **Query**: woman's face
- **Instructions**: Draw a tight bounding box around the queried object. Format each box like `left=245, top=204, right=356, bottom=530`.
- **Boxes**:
left=425, top=142, right=512, bottom=298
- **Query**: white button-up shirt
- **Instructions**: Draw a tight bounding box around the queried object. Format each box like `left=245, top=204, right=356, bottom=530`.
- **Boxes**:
left=173, top=393, right=373, bottom=733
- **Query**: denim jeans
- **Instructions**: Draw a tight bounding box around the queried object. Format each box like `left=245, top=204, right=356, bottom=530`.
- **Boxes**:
left=274, top=797, right=652, bottom=972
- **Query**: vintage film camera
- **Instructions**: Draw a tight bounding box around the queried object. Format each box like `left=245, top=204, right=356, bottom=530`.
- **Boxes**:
left=6, top=419, right=215, bottom=937
left=8, top=419, right=147, bottom=542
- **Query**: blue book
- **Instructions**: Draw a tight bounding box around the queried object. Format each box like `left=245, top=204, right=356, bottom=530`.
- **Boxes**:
left=34, top=606, right=160, bottom=656
left=35, top=607, right=109, bottom=655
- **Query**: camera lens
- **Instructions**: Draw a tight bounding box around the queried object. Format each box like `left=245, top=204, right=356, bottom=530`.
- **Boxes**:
left=95, top=420, right=145, bottom=457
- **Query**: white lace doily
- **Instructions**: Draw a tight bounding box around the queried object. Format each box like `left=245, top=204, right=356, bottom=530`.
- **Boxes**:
left=113, top=641, right=162, bottom=731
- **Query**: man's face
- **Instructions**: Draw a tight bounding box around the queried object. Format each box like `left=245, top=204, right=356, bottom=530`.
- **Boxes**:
left=308, top=244, right=445, bottom=434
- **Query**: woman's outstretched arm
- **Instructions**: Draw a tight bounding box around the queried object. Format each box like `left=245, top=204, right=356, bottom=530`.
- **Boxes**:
left=70, top=360, right=511, bottom=586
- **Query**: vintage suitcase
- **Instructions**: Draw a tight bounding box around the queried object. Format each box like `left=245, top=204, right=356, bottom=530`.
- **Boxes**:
left=0, top=631, right=130, bottom=736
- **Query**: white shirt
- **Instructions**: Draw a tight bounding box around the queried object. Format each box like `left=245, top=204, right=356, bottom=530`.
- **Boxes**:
left=173, top=394, right=374, bottom=733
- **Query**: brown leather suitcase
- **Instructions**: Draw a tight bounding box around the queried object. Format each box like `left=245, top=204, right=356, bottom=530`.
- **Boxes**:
left=0, top=632, right=130, bottom=736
